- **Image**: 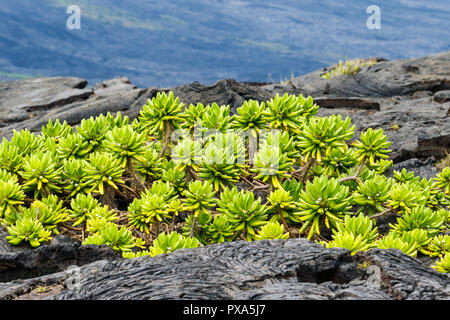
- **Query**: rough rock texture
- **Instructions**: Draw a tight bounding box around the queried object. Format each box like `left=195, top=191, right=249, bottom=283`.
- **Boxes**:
left=0, top=52, right=449, bottom=300
left=0, top=233, right=120, bottom=284
left=1, top=52, right=448, bottom=163
left=0, top=239, right=447, bottom=300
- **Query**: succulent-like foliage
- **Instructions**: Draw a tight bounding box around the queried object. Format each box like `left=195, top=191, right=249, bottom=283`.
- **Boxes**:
left=56, top=133, right=90, bottom=160
left=353, top=174, right=392, bottom=215
left=393, top=168, right=420, bottom=184
left=390, top=205, right=444, bottom=237
left=297, top=176, right=353, bottom=239
left=182, top=180, right=216, bottom=217
left=69, top=193, right=100, bottom=226
left=199, top=143, right=240, bottom=191
left=254, top=221, right=289, bottom=240
left=251, top=145, right=292, bottom=189
left=321, top=59, right=377, bottom=79
left=263, top=93, right=304, bottom=133
left=62, top=159, right=91, bottom=197
left=171, top=138, right=202, bottom=171
left=200, top=103, right=233, bottom=133
left=207, top=214, right=235, bottom=243
left=182, top=210, right=212, bottom=243
left=2, top=92, right=450, bottom=274
left=84, top=222, right=136, bottom=252
left=325, top=231, right=373, bottom=255
left=434, top=166, right=450, bottom=194
left=353, top=128, right=391, bottom=165
left=85, top=206, right=119, bottom=234
left=376, top=233, right=417, bottom=257
left=102, top=126, right=147, bottom=167
left=182, top=103, right=206, bottom=133
left=426, top=235, right=450, bottom=258
left=10, top=129, right=42, bottom=156
left=315, top=145, right=357, bottom=177
left=267, top=188, right=298, bottom=226
left=433, top=253, right=450, bottom=273
left=133, top=148, right=163, bottom=183
left=148, top=231, right=200, bottom=257
left=298, top=115, right=354, bottom=163
left=387, top=183, right=426, bottom=215
left=138, top=91, right=185, bottom=136
left=0, top=179, right=25, bottom=221
left=6, top=217, right=52, bottom=247
left=232, top=100, right=267, bottom=136
left=20, top=151, right=62, bottom=198
left=83, top=152, right=125, bottom=195
left=41, top=119, right=73, bottom=143
left=0, top=140, right=22, bottom=173
left=76, top=115, right=110, bottom=152
left=332, top=213, right=378, bottom=243
left=219, top=189, right=268, bottom=241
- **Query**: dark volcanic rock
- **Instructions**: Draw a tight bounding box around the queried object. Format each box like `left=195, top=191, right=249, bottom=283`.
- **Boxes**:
left=0, top=234, right=120, bottom=283
left=0, top=239, right=446, bottom=300
left=434, top=90, right=450, bottom=103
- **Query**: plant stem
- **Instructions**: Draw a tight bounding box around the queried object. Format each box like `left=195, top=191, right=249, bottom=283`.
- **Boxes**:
left=370, top=208, right=392, bottom=219
left=355, top=157, right=367, bottom=177
left=190, top=215, right=197, bottom=238
left=159, top=121, right=173, bottom=158
left=301, top=158, right=315, bottom=185
left=338, top=176, right=362, bottom=184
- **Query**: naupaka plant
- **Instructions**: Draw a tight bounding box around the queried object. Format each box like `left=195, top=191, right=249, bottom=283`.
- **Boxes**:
left=0, top=90, right=449, bottom=275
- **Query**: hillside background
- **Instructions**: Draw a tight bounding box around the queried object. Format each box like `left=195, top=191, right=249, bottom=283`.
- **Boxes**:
left=0, top=0, right=449, bottom=87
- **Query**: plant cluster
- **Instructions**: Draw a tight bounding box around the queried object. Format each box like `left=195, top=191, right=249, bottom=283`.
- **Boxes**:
left=0, top=92, right=449, bottom=274
left=320, top=58, right=378, bottom=79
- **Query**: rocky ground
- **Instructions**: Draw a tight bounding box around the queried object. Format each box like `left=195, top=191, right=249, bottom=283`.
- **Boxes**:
left=0, top=51, right=449, bottom=300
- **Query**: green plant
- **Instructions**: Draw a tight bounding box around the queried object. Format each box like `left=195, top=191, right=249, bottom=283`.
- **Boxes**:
left=353, top=128, right=391, bottom=166
left=376, top=233, right=417, bottom=257
left=332, top=213, right=378, bottom=243
left=426, top=235, right=450, bottom=258
left=40, top=119, right=73, bottom=144
left=298, top=115, right=354, bottom=163
left=353, top=174, right=392, bottom=215
left=182, top=180, right=216, bottom=217
left=267, top=188, right=298, bottom=229
left=101, top=126, right=147, bottom=168
left=20, top=151, right=62, bottom=198
left=200, top=103, right=233, bottom=133
left=0, top=140, right=22, bottom=174
left=62, top=159, right=91, bottom=197
left=83, top=222, right=136, bottom=252
left=206, top=214, right=235, bottom=243
left=69, top=193, right=100, bottom=226
left=76, top=115, right=110, bottom=152
left=432, top=253, right=450, bottom=273
left=0, top=179, right=25, bottom=221
left=254, top=221, right=289, bottom=240
left=6, top=217, right=52, bottom=247
left=56, top=133, right=90, bottom=160
left=390, top=205, right=444, bottom=237
left=182, top=103, right=206, bottom=134
left=199, top=143, right=240, bottom=191
left=219, top=189, right=268, bottom=241
left=148, top=231, right=200, bottom=257
left=251, top=145, right=292, bottom=189
left=10, top=129, right=42, bottom=156
left=297, top=176, right=353, bottom=239
left=232, top=100, right=267, bottom=136
left=262, top=93, right=304, bottom=134
left=434, top=166, right=450, bottom=194
left=387, top=183, right=426, bottom=215
left=320, top=59, right=377, bottom=79
left=85, top=206, right=118, bottom=233
left=393, top=168, right=420, bottom=184
left=325, top=231, right=373, bottom=255
left=83, top=152, right=125, bottom=195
